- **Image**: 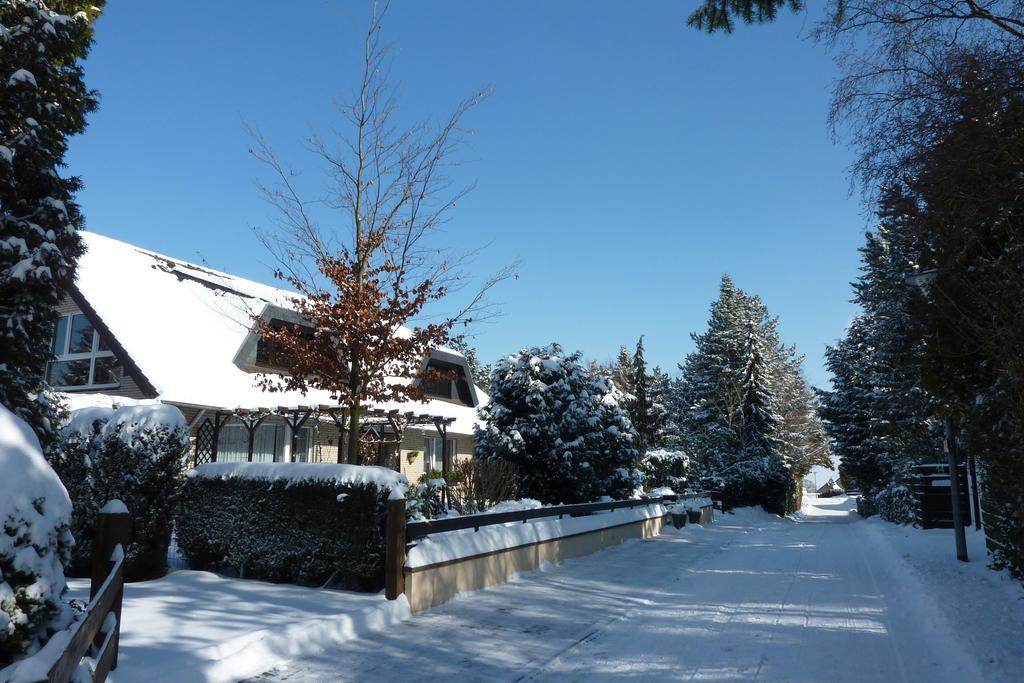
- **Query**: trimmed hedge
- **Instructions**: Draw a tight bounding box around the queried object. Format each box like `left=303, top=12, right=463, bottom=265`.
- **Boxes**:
left=176, top=475, right=391, bottom=591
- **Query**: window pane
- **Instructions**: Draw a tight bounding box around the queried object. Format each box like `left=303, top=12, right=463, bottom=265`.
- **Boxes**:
left=92, top=356, right=122, bottom=385
left=46, top=359, right=90, bottom=387
left=295, top=427, right=311, bottom=462
left=216, top=425, right=248, bottom=463
left=252, top=423, right=283, bottom=462
left=51, top=316, right=68, bottom=355
left=97, top=332, right=112, bottom=352
left=68, top=314, right=95, bottom=353
left=426, top=437, right=449, bottom=473
left=422, top=378, right=452, bottom=398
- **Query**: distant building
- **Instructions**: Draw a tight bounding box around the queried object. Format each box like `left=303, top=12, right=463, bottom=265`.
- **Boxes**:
left=817, top=479, right=844, bottom=497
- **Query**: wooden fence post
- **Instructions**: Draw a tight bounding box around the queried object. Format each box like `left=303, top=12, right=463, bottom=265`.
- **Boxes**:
left=92, top=501, right=130, bottom=671
left=385, top=497, right=406, bottom=600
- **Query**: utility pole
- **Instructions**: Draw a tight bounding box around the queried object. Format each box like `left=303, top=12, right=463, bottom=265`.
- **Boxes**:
left=944, top=414, right=969, bottom=562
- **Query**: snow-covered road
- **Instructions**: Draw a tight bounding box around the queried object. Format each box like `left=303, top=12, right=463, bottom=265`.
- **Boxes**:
left=250, top=496, right=1018, bottom=682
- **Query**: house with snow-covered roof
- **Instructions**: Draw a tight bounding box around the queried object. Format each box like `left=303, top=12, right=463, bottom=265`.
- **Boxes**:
left=47, top=231, right=486, bottom=482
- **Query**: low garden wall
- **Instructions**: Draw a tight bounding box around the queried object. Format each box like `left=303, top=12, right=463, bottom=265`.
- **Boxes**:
left=403, top=506, right=666, bottom=612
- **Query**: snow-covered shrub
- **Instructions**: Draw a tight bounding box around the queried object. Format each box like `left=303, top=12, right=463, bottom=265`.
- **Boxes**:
left=405, top=476, right=446, bottom=521
left=47, top=407, right=104, bottom=577
left=50, top=404, right=189, bottom=581
left=475, top=344, right=641, bottom=504
left=639, top=449, right=689, bottom=492
left=177, top=463, right=406, bottom=591
left=856, top=494, right=878, bottom=517
left=446, top=459, right=519, bottom=515
left=0, top=405, right=74, bottom=666
left=874, top=483, right=917, bottom=524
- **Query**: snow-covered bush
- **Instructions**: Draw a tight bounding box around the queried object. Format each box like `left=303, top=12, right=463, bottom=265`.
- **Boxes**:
left=0, top=405, right=73, bottom=666
left=639, top=449, right=689, bottom=492
left=446, top=459, right=519, bottom=515
left=475, top=344, right=640, bottom=504
left=177, top=463, right=406, bottom=591
left=405, top=475, right=446, bottom=521
left=874, top=483, right=917, bottom=524
left=50, top=404, right=189, bottom=581
left=48, top=407, right=104, bottom=577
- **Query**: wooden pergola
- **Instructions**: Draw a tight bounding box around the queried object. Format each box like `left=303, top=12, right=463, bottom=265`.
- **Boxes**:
left=193, top=404, right=456, bottom=476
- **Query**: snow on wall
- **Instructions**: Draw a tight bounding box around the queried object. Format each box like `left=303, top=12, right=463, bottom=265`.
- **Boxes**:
left=406, top=503, right=667, bottom=568
left=191, top=462, right=409, bottom=494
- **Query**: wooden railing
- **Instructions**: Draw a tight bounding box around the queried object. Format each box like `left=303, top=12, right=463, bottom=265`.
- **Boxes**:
left=385, top=493, right=709, bottom=600
left=47, top=504, right=129, bottom=683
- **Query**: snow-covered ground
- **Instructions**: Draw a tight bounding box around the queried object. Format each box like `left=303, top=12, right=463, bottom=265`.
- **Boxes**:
left=246, top=495, right=1023, bottom=682
left=63, top=571, right=409, bottom=683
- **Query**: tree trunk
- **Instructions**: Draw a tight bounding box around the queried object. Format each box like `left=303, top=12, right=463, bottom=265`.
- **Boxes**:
left=347, top=401, right=362, bottom=465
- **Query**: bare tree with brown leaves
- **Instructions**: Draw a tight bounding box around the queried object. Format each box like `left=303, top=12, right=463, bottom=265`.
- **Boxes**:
left=249, top=6, right=513, bottom=465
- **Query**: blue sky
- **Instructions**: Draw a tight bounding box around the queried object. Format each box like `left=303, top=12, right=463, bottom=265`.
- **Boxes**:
left=67, top=1, right=866, bottom=389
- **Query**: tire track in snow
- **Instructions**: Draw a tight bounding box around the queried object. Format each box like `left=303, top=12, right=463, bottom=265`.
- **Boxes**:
left=852, top=521, right=912, bottom=683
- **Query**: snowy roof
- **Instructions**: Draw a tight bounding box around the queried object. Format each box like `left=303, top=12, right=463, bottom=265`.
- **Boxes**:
left=72, top=232, right=485, bottom=434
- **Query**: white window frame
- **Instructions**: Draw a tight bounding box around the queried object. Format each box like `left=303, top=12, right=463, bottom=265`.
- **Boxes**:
left=46, top=313, right=122, bottom=390
left=424, top=436, right=456, bottom=473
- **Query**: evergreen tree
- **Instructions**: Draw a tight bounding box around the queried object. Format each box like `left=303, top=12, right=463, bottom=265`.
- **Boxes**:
left=891, top=50, right=1024, bottom=573
left=687, top=0, right=802, bottom=33
left=659, top=374, right=689, bottom=448
left=611, top=345, right=635, bottom=398
left=0, top=1, right=103, bottom=448
left=630, top=336, right=660, bottom=454
left=820, top=317, right=882, bottom=496
left=673, top=275, right=818, bottom=514
left=474, top=343, right=640, bottom=503
left=774, top=350, right=829, bottom=503
left=648, top=365, right=671, bottom=447
left=820, top=186, right=942, bottom=521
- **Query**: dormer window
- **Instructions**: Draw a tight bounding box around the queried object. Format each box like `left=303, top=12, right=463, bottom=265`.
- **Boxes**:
left=255, top=318, right=315, bottom=369
left=422, top=376, right=454, bottom=399
left=46, top=313, right=122, bottom=389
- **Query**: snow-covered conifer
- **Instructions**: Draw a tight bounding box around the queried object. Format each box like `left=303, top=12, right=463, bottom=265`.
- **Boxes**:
left=475, top=344, right=640, bottom=503
left=629, top=336, right=663, bottom=454
left=0, top=1, right=101, bottom=449
left=820, top=188, right=941, bottom=521
left=673, top=276, right=819, bottom=513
